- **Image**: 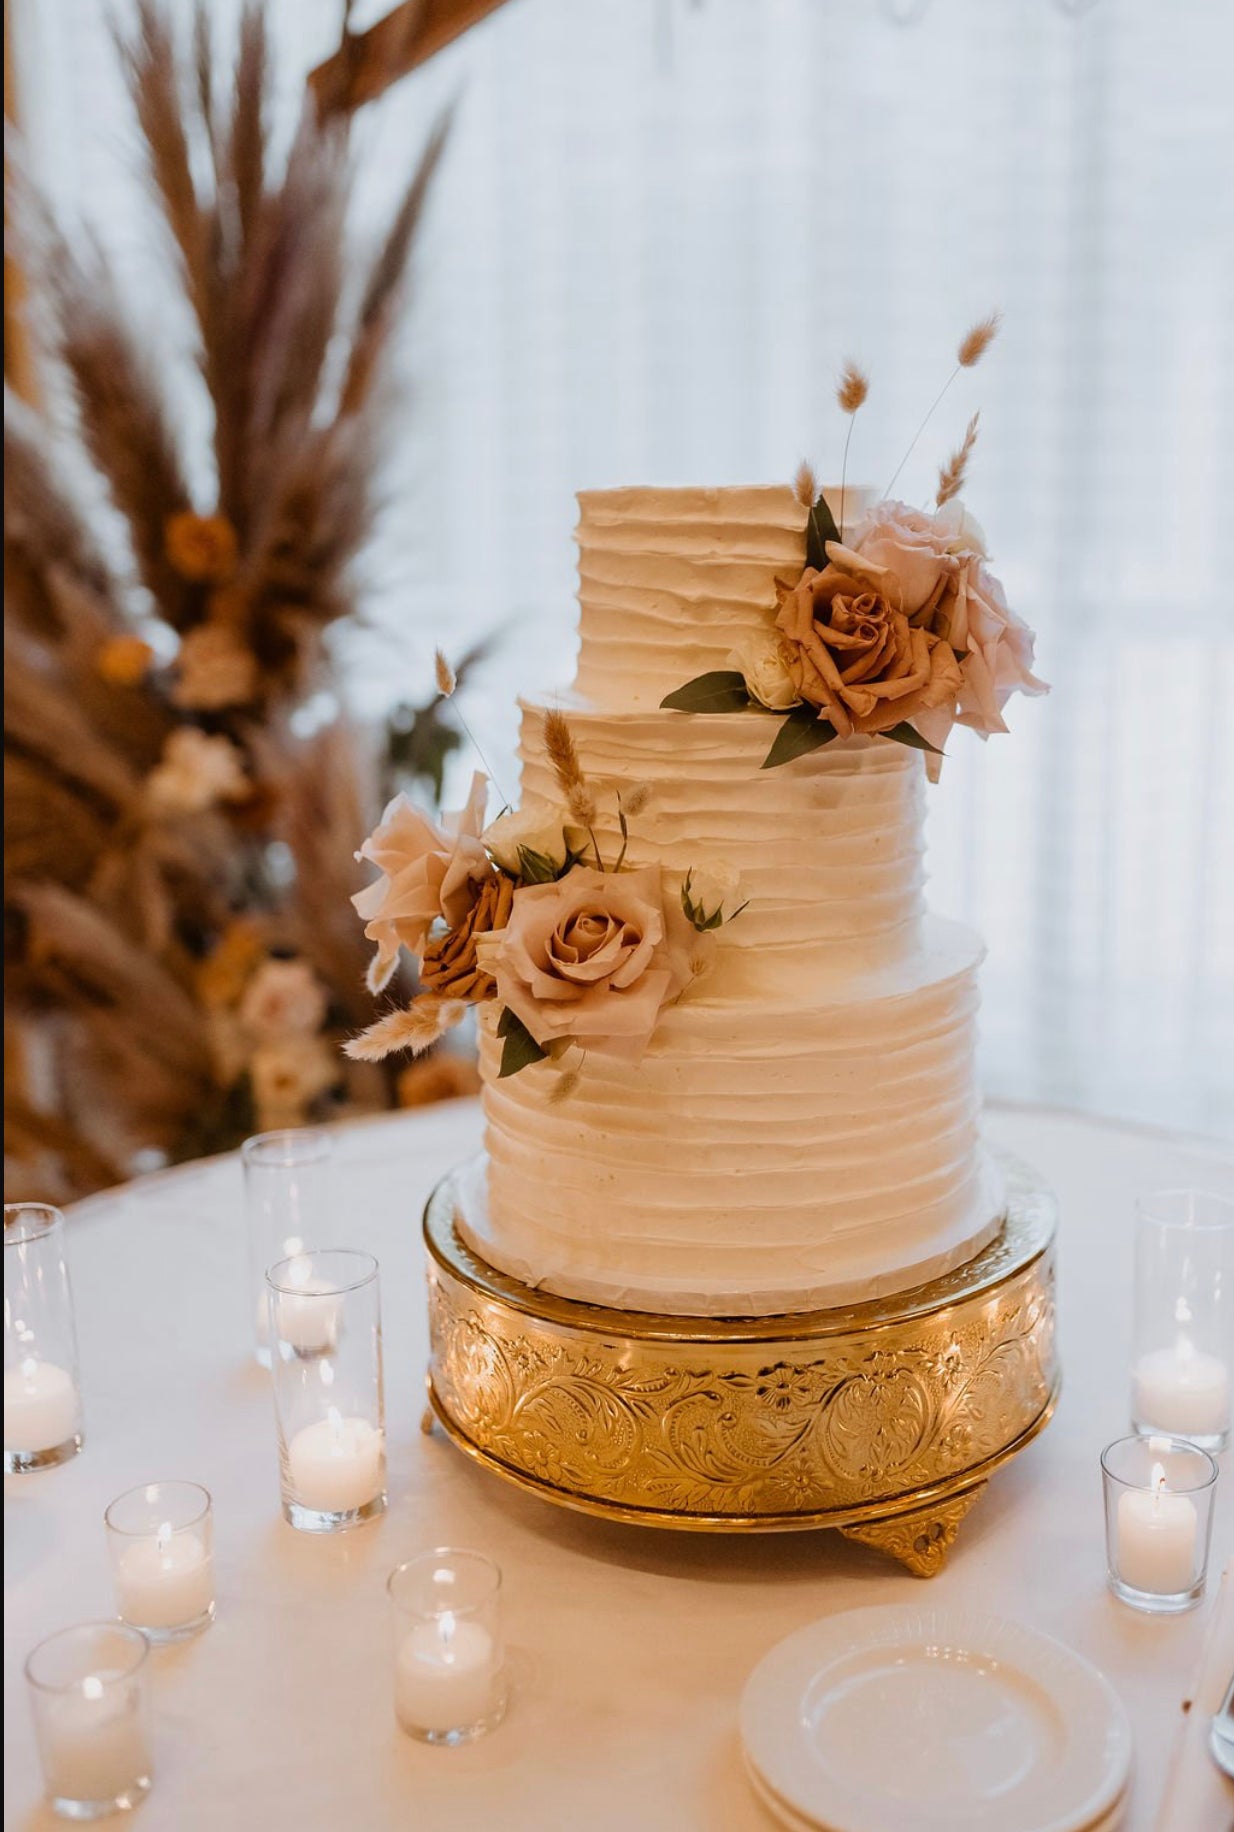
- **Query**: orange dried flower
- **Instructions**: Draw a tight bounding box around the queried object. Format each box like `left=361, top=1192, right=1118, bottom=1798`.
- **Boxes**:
left=96, top=633, right=155, bottom=687
left=165, top=511, right=239, bottom=584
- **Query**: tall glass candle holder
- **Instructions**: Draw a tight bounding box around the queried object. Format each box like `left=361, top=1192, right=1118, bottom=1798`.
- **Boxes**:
left=26, top=1622, right=152, bottom=1819
left=243, top=1128, right=334, bottom=1367
left=4, top=1204, right=84, bottom=1473
left=1102, top=1434, right=1218, bottom=1614
left=388, top=1549, right=507, bottom=1744
left=267, top=1249, right=386, bottom=1532
left=105, top=1481, right=215, bottom=1643
left=1131, top=1189, right=1233, bottom=1450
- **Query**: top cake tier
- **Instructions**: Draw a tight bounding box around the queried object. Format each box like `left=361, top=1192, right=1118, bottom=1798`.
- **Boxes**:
left=574, top=484, right=814, bottom=710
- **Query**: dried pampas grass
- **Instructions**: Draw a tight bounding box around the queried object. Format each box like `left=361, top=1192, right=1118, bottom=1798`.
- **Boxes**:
left=836, top=361, right=869, bottom=415
left=792, top=460, right=817, bottom=508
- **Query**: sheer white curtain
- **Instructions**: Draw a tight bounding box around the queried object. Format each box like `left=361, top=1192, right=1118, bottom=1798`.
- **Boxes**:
left=13, top=0, right=1234, bottom=1135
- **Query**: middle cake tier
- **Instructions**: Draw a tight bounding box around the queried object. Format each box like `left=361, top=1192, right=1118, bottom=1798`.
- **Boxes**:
left=466, top=703, right=1004, bottom=1316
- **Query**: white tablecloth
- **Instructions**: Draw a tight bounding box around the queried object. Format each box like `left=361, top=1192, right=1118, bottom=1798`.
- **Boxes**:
left=4, top=1103, right=1233, bottom=1832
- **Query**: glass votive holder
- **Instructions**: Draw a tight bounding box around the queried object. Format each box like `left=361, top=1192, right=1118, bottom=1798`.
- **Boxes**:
left=1131, top=1188, right=1233, bottom=1451
left=105, top=1481, right=215, bottom=1643
left=1101, top=1433, right=1218, bottom=1614
left=242, top=1128, right=334, bottom=1368
left=267, top=1249, right=386, bottom=1532
left=388, top=1549, right=507, bottom=1745
left=26, top=1622, right=152, bottom=1819
left=4, top=1203, right=84, bottom=1474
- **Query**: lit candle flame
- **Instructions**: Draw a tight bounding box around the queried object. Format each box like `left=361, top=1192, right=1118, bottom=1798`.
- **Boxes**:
left=19, top=1356, right=37, bottom=1385
left=438, top=1609, right=457, bottom=1657
left=157, top=1521, right=173, bottom=1555
left=82, top=1677, right=104, bottom=1701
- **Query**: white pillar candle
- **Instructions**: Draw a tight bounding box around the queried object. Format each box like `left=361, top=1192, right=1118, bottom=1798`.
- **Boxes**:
left=1116, top=1463, right=1198, bottom=1595
left=115, top=1526, right=214, bottom=1632
left=3, top=1358, right=79, bottom=1452
left=395, top=1612, right=499, bottom=1734
left=286, top=1410, right=384, bottom=1514
left=1133, top=1343, right=1230, bottom=1439
left=37, top=1679, right=150, bottom=1806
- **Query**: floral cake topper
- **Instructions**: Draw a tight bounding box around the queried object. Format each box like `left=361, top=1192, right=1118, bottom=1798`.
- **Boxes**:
left=661, top=315, right=1047, bottom=773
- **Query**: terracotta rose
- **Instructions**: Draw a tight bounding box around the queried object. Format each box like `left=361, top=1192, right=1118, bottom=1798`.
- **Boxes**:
left=774, top=546, right=962, bottom=739
left=490, top=865, right=694, bottom=1062
left=352, top=773, right=493, bottom=991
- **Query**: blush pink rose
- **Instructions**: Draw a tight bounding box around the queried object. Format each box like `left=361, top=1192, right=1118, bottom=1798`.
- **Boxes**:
left=848, top=500, right=961, bottom=620
left=941, top=558, right=1048, bottom=736
left=352, top=773, right=493, bottom=991
left=492, top=864, right=694, bottom=1062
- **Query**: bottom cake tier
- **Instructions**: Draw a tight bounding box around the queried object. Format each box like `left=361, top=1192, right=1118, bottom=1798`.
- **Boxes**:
left=476, top=915, right=1003, bottom=1315
left=423, top=1148, right=1059, bottom=1563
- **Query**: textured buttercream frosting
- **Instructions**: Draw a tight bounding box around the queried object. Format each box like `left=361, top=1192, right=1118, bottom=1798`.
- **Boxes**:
left=471, top=484, right=1004, bottom=1315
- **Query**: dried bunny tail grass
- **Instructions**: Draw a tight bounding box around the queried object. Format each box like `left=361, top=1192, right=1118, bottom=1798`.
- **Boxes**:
left=547, top=1061, right=583, bottom=1106
left=836, top=361, right=869, bottom=415
left=543, top=708, right=597, bottom=828
left=434, top=648, right=457, bottom=697
left=958, top=313, right=1001, bottom=369
left=792, top=460, right=818, bottom=508
left=935, top=412, right=980, bottom=508
left=621, top=782, right=652, bottom=818
left=344, top=995, right=465, bottom=1062
left=885, top=312, right=1002, bottom=499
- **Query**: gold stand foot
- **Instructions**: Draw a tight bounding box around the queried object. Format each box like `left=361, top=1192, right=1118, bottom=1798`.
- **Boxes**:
left=839, top=1483, right=988, bottom=1577
left=420, top=1404, right=436, bottom=1437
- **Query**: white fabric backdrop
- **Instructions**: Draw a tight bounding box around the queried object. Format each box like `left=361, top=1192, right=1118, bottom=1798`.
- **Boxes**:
left=12, top=0, right=1234, bottom=1135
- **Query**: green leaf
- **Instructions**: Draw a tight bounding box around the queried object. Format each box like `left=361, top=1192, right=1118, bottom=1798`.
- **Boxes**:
left=660, top=671, right=752, bottom=714
left=496, top=1007, right=548, bottom=1077
left=761, top=709, right=839, bottom=770
left=516, top=844, right=562, bottom=885
left=880, top=722, right=945, bottom=757
left=805, top=493, right=841, bottom=570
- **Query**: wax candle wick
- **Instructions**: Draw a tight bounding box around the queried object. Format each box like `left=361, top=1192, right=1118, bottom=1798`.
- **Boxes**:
left=439, top=1609, right=457, bottom=1657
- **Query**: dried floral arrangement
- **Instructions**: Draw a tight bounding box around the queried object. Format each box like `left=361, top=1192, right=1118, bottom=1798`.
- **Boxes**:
left=346, top=677, right=742, bottom=1082
left=4, top=1, right=448, bottom=1200
left=661, top=316, right=1047, bottom=776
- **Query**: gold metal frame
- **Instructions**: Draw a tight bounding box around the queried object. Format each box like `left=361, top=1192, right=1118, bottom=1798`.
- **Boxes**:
left=423, top=1150, right=1058, bottom=1575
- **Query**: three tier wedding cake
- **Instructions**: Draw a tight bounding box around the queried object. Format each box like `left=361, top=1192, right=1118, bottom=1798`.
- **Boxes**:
left=348, top=340, right=1046, bottom=1324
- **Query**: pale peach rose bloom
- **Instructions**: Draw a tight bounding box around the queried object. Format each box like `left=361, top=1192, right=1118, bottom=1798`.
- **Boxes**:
left=944, top=558, right=1048, bottom=737
left=492, top=864, right=693, bottom=1062
left=147, top=727, right=248, bottom=813
left=848, top=498, right=1047, bottom=746
left=239, top=958, right=328, bottom=1044
left=352, top=773, right=493, bottom=991
left=847, top=500, right=961, bottom=619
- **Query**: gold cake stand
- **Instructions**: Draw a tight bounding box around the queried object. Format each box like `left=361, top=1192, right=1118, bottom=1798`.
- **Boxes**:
left=422, top=1150, right=1059, bottom=1575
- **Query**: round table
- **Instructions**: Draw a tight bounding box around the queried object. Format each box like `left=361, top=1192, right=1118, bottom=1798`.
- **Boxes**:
left=4, top=1102, right=1232, bottom=1832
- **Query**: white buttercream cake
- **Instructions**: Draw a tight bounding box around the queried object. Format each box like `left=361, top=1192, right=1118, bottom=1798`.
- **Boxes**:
left=466, top=484, right=1005, bottom=1316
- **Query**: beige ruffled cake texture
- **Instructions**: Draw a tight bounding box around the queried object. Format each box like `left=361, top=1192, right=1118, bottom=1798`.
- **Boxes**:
left=466, top=484, right=1004, bottom=1315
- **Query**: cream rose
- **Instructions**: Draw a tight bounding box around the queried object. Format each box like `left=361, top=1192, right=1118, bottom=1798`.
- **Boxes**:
left=682, top=862, right=741, bottom=929
left=352, top=772, right=493, bottom=990
left=482, top=803, right=573, bottom=876
left=729, top=636, right=801, bottom=711
left=491, top=864, right=693, bottom=1062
